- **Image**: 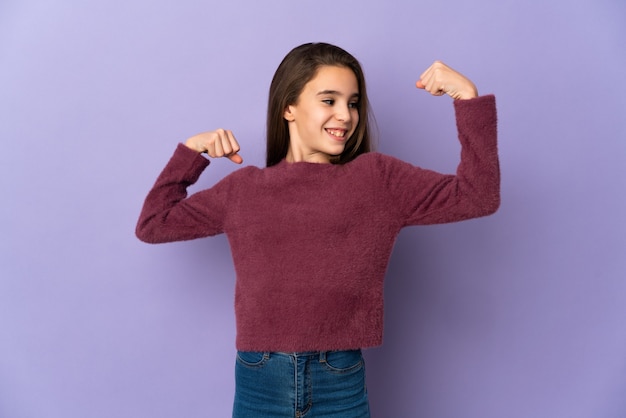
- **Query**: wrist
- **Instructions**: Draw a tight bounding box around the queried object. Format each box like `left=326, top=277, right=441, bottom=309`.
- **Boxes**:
left=457, top=84, right=478, bottom=100
left=184, top=137, right=202, bottom=153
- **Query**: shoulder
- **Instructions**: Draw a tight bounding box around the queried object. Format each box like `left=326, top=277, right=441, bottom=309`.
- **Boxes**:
left=350, top=151, right=394, bottom=166
left=231, top=164, right=264, bottom=176
left=349, top=151, right=415, bottom=172
left=340, top=152, right=422, bottom=190
left=205, top=165, right=265, bottom=194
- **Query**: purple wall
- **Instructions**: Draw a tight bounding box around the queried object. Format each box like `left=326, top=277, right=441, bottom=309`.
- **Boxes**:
left=1, top=0, right=624, bottom=417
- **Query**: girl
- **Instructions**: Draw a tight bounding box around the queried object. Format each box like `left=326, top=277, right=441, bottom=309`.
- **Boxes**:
left=136, top=42, right=499, bottom=418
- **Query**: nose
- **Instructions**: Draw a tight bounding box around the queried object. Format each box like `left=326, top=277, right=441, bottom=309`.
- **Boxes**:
left=335, top=104, right=352, bottom=122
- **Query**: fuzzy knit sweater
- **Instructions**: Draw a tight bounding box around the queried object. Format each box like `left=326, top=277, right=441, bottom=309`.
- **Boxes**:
left=136, top=94, right=499, bottom=352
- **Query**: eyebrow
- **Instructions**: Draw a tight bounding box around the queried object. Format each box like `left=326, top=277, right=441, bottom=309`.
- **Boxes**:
left=316, top=89, right=360, bottom=98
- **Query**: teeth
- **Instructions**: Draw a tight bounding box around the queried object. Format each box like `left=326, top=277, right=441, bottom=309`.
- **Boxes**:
left=327, top=129, right=345, bottom=137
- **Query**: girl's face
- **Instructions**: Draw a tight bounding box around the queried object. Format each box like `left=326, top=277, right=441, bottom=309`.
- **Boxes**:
left=283, top=65, right=359, bottom=163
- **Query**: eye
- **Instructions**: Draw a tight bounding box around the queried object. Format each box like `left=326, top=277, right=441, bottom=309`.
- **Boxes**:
left=348, top=101, right=359, bottom=109
left=322, top=99, right=335, bottom=105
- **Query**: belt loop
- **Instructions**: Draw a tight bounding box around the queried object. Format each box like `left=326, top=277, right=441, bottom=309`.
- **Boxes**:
left=319, top=351, right=327, bottom=363
left=263, top=352, right=270, bottom=360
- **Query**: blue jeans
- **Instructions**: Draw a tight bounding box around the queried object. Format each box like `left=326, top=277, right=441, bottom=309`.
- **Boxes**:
left=233, top=350, right=370, bottom=418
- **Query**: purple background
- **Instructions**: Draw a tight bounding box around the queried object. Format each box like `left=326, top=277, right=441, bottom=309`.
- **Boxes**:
left=1, top=0, right=625, bottom=417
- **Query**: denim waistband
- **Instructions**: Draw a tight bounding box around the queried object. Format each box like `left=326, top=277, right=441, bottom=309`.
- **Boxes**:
left=242, top=349, right=361, bottom=361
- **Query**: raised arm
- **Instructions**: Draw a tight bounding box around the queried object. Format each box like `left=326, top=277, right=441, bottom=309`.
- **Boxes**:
left=378, top=62, right=499, bottom=225
left=135, top=129, right=243, bottom=243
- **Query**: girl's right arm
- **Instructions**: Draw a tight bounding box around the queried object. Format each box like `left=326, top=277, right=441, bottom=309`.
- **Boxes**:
left=135, top=130, right=242, bottom=243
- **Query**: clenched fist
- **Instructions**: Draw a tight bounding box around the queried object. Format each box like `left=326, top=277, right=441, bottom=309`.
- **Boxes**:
left=185, top=128, right=243, bottom=164
left=416, top=61, right=478, bottom=100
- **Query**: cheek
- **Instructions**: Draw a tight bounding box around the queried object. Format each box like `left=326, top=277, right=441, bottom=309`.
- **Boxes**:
left=351, top=111, right=360, bottom=133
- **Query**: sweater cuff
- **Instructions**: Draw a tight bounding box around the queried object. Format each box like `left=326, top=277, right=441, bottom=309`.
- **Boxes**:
left=453, top=94, right=497, bottom=132
left=175, top=142, right=211, bottom=168
left=453, top=94, right=496, bottom=113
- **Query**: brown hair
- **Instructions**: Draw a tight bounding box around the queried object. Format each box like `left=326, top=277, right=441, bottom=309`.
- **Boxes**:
left=266, top=43, right=374, bottom=167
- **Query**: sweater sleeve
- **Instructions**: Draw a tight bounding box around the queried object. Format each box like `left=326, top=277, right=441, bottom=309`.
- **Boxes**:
left=377, top=94, right=500, bottom=226
left=135, top=143, right=230, bottom=243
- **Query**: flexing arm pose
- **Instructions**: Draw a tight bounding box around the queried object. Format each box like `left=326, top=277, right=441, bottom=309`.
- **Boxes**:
left=136, top=43, right=498, bottom=418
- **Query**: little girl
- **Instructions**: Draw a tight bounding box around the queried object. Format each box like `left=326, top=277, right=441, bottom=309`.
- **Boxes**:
left=136, top=42, right=499, bottom=418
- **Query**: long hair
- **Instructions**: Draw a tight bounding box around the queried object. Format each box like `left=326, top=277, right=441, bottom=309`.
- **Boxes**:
left=266, top=43, right=374, bottom=167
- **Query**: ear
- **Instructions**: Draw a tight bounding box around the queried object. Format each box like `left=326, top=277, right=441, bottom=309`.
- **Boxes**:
left=283, top=105, right=295, bottom=122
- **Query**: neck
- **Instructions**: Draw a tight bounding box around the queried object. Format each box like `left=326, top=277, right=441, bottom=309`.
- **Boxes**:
left=285, top=148, right=332, bottom=164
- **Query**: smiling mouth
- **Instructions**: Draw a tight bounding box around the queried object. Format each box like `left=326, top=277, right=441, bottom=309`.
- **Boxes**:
left=326, top=128, right=348, bottom=139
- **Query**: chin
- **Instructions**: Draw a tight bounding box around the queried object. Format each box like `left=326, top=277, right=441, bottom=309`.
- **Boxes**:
left=326, top=145, right=346, bottom=156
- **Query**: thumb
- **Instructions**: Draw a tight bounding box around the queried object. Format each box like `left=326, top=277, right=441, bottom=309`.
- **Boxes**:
left=415, top=80, right=425, bottom=89
left=228, top=152, right=243, bottom=164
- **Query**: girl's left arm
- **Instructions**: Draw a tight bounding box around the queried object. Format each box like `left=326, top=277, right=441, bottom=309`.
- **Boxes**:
left=400, top=61, right=500, bottom=224
left=377, top=94, right=499, bottom=226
